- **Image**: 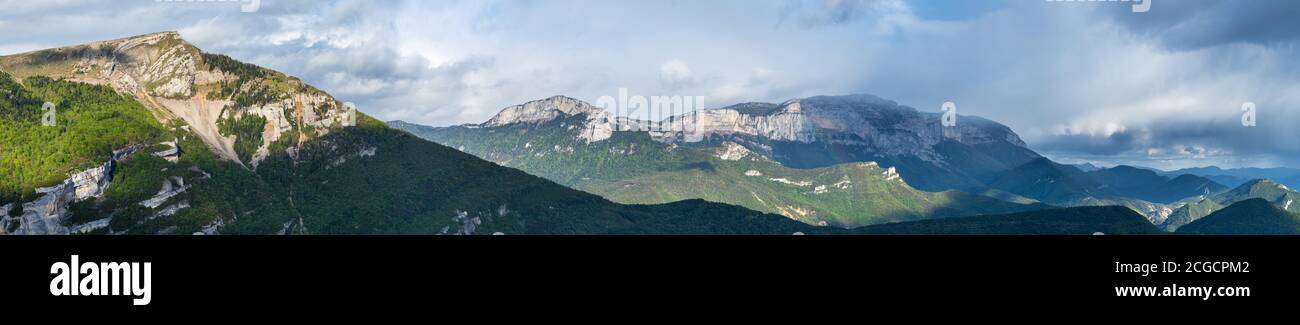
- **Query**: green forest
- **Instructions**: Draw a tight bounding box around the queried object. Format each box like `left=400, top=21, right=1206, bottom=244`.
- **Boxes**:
left=0, top=71, right=166, bottom=205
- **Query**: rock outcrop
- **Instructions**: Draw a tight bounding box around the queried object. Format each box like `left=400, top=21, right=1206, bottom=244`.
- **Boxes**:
left=664, top=100, right=814, bottom=143
left=483, top=96, right=614, bottom=143
left=1, top=160, right=114, bottom=235
left=0, top=146, right=146, bottom=235
left=0, top=204, right=13, bottom=234
left=140, top=176, right=190, bottom=209
left=715, top=142, right=752, bottom=161
left=154, top=139, right=181, bottom=162
left=661, top=95, right=1027, bottom=156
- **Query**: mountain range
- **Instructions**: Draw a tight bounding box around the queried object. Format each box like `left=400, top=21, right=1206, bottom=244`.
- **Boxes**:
left=392, top=96, right=1052, bottom=228
left=1156, top=166, right=1300, bottom=189
left=0, top=32, right=813, bottom=235
left=393, top=94, right=1298, bottom=233
left=3, top=32, right=1296, bottom=235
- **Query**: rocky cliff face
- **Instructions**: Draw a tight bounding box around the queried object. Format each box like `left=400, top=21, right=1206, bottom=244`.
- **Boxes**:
left=662, top=94, right=1027, bottom=156
left=0, top=148, right=134, bottom=235
left=483, top=96, right=614, bottom=143
left=0, top=204, right=11, bottom=226
left=479, top=94, right=1028, bottom=153
left=0, top=32, right=354, bottom=167
left=669, top=103, right=815, bottom=143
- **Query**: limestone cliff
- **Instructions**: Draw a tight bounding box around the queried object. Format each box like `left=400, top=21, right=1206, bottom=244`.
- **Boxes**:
left=0, top=31, right=355, bottom=167
left=483, top=95, right=614, bottom=143
left=472, top=94, right=1038, bottom=191
left=0, top=148, right=134, bottom=235
left=661, top=95, right=1029, bottom=159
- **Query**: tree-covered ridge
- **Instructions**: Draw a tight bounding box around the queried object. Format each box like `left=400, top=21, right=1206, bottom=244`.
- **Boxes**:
left=1177, top=199, right=1300, bottom=235
left=394, top=116, right=694, bottom=187
left=0, top=72, right=166, bottom=204
left=392, top=117, right=1048, bottom=228
left=201, top=53, right=266, bottom=83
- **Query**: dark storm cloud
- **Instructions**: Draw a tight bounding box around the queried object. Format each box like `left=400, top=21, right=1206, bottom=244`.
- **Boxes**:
left=778, top=0, right=898, bottom=27
left=1034, top=107, right=1300, bottom=168
left=1035, top=131, right=1140, bottom=156
left=1101, top=0, right=1300, bottom=50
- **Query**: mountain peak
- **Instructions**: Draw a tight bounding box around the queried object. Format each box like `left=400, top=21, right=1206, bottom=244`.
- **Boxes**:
left=1022, top=157, right=1062, bottom=169
left=126, top=31, right=184, bottom=41
left=1215, top=178, right=1298, bottom=207
left=2, top=31, right=188, bottom=58
left=483, top=95, right=604, bottom=127
left=778, top=99, right=804, bottom=114
left=1241, top=178, right=1286, bottom=190
left=482, top=95, right=613, bottom=142
left=1, top=31, right=356, bottom=166
left=1073, top=163, right=1102, bottom=172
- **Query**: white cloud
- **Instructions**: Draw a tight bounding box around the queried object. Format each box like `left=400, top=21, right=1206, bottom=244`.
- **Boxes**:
left=0, top=0, right=1297, bottom=167
left=658, top=59, right=696, bottom=91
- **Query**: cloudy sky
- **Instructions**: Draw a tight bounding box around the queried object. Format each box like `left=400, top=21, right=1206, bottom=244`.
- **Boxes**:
left=1, top=0, right=1297, bottom=169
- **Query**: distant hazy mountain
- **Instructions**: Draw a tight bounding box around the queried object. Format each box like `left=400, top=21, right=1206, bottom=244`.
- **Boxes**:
left=1177, top=199, right=1300, bottom=235
left=988, top=158, right=1112, bottom=204
left=1072, top=163, right=1102, bottom=172
left=677, top=95, right=1045, bottom=192
left=1087, top=166, right=1227, bottom=204
left=982, top=160, right=1235, bottom=225
left=392, top=95, right=1050, bottom=228
left=1161, top=166, right=1300, bottom=189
